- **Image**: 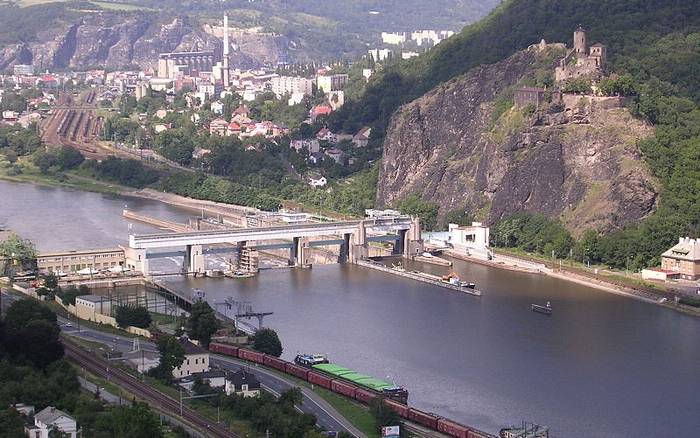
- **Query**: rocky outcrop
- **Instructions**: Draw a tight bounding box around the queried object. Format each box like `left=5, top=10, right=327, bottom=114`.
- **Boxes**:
left=0, top=12, right=288, bottom=71
left=377, top=46, right=658, bottom=235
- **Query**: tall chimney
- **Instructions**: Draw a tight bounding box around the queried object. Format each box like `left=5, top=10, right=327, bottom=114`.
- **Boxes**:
left=222, top=13, right=230, bottom=88
left=223, top=14, right=229, bottom=56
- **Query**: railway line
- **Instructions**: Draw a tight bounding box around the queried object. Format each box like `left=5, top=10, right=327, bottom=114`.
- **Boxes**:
left=63, top=340, right=238, bottom=438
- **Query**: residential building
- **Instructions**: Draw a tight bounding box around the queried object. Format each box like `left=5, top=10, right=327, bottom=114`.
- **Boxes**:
left=660, top=237, right=700, bottom=280
left=448, top=222, right=491, bottom=260
left=310, top=104, right=333, bottom=121
left=225, top=369, right=261, bottom=397
left=291, top=139, right=320, bottom=154
left=381, top=32, right=407, bottom=45
left=309, top=176, right=327, bottom=187
left=316, top=127, right=335, bottom=143
left=173, top=338, right=210, bottom=378
left=211, top=100, right=224, bottom=114
left=13, top=64, right=34, bottom=76
left=368, top=48, right=392, bottom=62
left=316, top=74, right=349, bottom=94
left=271, top=76, right=314, bottom=98
left=328, top=90, right=345, bottom=110
left=124, top=350, right=160, bottom=373
left=32, top=407, right=77, bottom=438
left=401, top=51, right=420, bottom=60
left=209, top=118, right=228, bottom=136
left=178, top=370, right=227, bottom=391
left=352, top=127, right=372, bottom=148
left=325, top=147, right=344, bottom=164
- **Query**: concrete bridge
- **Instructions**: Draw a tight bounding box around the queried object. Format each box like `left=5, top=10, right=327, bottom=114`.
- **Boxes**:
left=124, top=216, right=423, bottom=275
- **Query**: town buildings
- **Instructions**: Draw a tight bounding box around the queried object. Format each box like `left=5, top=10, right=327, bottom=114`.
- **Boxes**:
left=271, top=76, right=314, bottom=98
left=316, top=74, right=348, bottom=94
left=226, top=369, right=261, bottom=397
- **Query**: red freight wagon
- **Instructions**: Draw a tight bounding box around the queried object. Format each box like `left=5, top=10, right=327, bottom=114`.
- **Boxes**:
left=467, top=431, right=491, bottom=438
left=208, top=343, right=239, bottom=358
left=238, top=348, right=265, bottom=364
left=307, top=371, right=333, bottom=389
left=263, top=355, right=287, bottom=371
left=437, top=418, right=470, bottom=438
left=383, top=398, right=410, bottom=418
left=285, top=363, right=309, bottom=380
left=408, top=408, right=439, bottom=429
left=331, top=380, right=357, bottom=398
left=354, top=388, right=377, bottom=404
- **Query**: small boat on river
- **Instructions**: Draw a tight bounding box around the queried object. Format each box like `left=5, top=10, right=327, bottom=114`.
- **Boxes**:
left=531, top=301, right=552, bottom=315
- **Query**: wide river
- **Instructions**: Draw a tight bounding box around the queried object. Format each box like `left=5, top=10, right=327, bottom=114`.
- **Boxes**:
left=1, top=180, right=698, bottom=437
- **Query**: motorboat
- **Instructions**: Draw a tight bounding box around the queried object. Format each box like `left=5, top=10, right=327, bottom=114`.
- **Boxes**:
left=531, top=301, right=552, bottom=315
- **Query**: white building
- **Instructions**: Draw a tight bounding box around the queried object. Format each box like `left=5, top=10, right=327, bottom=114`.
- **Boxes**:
left=178, top=370, right=227, bottom=392
left=368, top=49, right=392, bottom=62
left=271, top=76, right=314, bottom=98
left=448, top=222, right=491, bottom=260
left=173, top=338, right=210, bottom=379
left=402, top=51, right=420, bottom=60
left=381, top=32, right=407, bottom=45
left=13, top=64, right=34, bottom=76
left=210, top=100, right=224, bottom=114
left=316, top=74, right=349, bottom=94
left=309, top=176, right=327, bottom=187
left=31, top=407, right=77, bottom=438
left=226, top=369, right=261, bottom=397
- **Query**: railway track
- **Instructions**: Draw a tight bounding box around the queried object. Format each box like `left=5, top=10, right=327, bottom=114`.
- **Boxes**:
left=63, top=340, right=238, bottom=438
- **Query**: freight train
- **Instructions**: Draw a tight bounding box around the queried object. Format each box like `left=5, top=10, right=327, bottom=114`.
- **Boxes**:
left=209, top=342, right=494, bottom=438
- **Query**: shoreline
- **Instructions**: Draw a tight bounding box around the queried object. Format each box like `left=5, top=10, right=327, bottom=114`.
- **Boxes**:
left=445, top=250, right=700, bottom=316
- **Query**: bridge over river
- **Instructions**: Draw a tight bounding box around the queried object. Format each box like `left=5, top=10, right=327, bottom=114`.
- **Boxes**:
left=124, top=216, right=423, bottom=274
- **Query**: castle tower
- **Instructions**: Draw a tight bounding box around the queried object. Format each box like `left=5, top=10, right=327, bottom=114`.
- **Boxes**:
left=222, top=13, right=230, bottom=87
left=573, top=25, right=587, bottom=56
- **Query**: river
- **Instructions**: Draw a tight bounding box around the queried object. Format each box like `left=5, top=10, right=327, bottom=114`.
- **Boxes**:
left=1, top=180, right=698, bottom=437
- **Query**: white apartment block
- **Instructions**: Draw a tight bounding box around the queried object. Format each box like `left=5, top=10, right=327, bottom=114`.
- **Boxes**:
left=316, top=74, right=349, bottom=94
left=271, top=76, right=314, bottom=98
left=381, top=32, right=407, bottom=45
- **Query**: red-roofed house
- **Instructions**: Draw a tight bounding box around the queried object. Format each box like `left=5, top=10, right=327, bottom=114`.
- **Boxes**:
left=310, top=105, right=333, bottom=121
left=352, top=126, right=372, bottom=148
left=227, top=121, right=242, bottom=137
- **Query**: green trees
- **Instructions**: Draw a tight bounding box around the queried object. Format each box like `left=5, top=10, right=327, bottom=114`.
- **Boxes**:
left=32, top=146, right=85, bottom=174
left=369, top=397, right=402, bottom=433
left=561, top=78, right=592, bottom=94
left=598, top=74, right=636, bottom=96
left=252, top=328, right=283, bottom=357
left=154, top=129, right=195, bottom=166
left=186, top=301, right=220, bottom=348
left=56, top=285, right=90, bottom=306
left=81, top=157, right=160, bottom=188
left=0, top=125, right=42, bottom=156
left=444, top=208, right=473, bottom=227
left=395, top=194, right=440, bottom=231
left=115, top=306, right=152, bottom=329
left=0, top=233, right=36, bottom=276
left=93, top=403, right=164, bottom=438
left=491, top=213, right=574, bottom=258
left=2, top=299, right=63, bottom=369
left=148, top=335, right=185, bottom=382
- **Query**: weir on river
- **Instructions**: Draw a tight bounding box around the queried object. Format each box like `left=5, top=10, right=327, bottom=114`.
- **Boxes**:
left=2, top=180, right=699, bottom=438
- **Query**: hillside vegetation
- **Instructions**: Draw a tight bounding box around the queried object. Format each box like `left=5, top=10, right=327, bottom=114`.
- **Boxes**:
left=331, top=0, right=700, bottom=270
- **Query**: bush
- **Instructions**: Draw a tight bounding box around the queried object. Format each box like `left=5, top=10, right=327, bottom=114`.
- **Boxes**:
left=115, top=306, right=152, bottom=329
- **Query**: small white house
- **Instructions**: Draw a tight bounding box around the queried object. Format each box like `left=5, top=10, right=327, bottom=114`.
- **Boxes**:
left=225, top=369, right=261, bottom=397
left=448, top=222, right=491, bottom=260
left=32, top=407, right=77, bottom=438
left=178, top=370, right=227, bottom=391
left=309, top=176, right=327, bottom=187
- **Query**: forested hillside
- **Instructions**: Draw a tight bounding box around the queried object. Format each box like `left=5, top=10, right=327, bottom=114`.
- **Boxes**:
left=331, top=0, right=700, bottom=270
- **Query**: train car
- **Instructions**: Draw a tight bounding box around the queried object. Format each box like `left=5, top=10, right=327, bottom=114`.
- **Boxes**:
left=263, top=355, right=287, bottom=372
left=307, top=371, right=333, bottom=389
left=209, top=342, right=239, bottom=358
left=437, top=418, right=471, bottom=438
left=383, top=398, right=410, bottom=418
left=408, top=408, right=439, bottom=429
left=285, top=363, right=310, bottom=380
left=238, top=348, right=265, bottom=364
left=467, top=431, right=491, bottom=438
left=354, top=388, right=377, bottom=404
left=331, top=380, right=357, bottom=398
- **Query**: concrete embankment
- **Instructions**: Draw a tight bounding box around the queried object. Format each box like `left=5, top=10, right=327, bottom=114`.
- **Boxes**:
left=357, top=260, right=481, bottom=296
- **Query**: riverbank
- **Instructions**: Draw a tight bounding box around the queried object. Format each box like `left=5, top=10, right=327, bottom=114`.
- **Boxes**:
left=446, top=249, right=700, bottom=317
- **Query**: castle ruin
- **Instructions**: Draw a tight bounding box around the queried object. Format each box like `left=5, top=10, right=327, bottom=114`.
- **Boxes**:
left=555, top=26, right=607, bottom=82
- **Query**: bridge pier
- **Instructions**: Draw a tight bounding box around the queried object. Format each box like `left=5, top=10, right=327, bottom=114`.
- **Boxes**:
left=403, top=216, right=424, bottom=258
left=185, top=244, right=205, bottom=275
left=349, top=221, right=369, bottom=263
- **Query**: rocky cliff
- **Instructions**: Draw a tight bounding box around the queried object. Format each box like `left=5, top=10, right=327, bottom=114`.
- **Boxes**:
left=0, top=12, right=287, bottom=71
left=377, top=45, right=658, bottom=235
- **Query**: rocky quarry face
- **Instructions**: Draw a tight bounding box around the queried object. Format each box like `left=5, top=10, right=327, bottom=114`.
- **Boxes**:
left=0, top=13, right=288, bottom=71
left=377, top=46, right=658, bottom=235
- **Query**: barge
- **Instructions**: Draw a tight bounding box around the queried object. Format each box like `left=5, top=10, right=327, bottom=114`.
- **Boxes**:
left=312, top=363, right=409, bottom=404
